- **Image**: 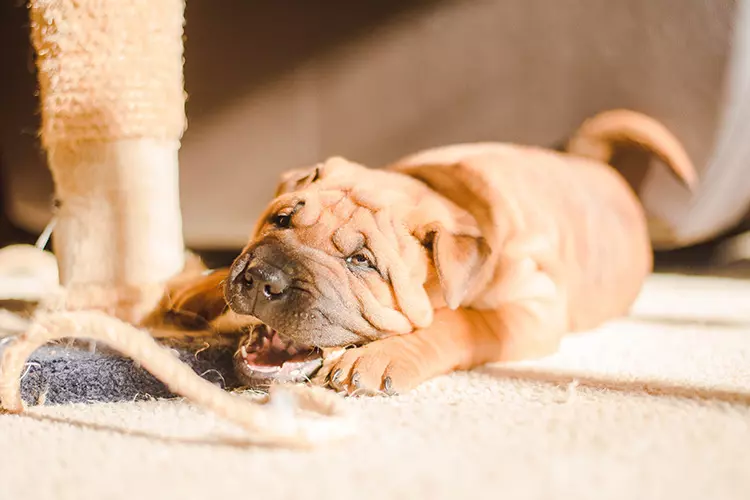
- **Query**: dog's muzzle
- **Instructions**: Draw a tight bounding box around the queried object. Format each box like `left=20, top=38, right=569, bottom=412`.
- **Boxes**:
left=224, top=241, right=298, bottom=317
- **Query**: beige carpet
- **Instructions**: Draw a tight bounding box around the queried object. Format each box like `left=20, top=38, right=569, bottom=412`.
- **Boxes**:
left=1, top=273, right=749, bottom=500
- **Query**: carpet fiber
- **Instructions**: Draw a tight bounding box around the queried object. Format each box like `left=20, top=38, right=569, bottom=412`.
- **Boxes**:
left=1, top=273, right=749, bottom=500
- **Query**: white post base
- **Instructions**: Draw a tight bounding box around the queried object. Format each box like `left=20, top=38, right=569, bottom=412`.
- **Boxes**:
left=48, top=139, right=185, bottom=323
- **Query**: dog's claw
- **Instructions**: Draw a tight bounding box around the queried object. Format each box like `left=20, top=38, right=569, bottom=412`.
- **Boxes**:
left=330, top=368, right=343, bottom=385
left=322, top=341, right=421, bottom=396
left=383, top=376, right=396, bottom=395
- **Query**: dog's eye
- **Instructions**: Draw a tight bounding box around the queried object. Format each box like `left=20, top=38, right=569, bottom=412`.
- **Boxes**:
left=269, top=202, right=304, bottom=229
left=346, top=252, right=375, bottom=269
left=271, top=213, right=292, bottom=228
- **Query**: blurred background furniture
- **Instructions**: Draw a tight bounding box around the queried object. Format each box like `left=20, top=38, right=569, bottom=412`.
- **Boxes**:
left=1, top=0, right=748, bottom=253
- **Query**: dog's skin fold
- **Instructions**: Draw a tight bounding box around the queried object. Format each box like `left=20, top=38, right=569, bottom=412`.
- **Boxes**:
left=164, top=109, right=696, bottom=395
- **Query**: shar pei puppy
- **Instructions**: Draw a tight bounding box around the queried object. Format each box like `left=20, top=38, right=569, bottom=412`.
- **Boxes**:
left=165, top=109, right=696, bottom=395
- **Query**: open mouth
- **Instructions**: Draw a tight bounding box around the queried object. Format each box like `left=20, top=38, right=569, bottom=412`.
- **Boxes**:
left=233, top=323, right=323, bottom=388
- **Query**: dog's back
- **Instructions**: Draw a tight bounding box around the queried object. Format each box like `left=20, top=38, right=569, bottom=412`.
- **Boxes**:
left=390, top=110, right=696, bottom=331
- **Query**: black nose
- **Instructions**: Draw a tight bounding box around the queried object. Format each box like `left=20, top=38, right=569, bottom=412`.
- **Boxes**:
left=243, top=261, right=290, bottom=300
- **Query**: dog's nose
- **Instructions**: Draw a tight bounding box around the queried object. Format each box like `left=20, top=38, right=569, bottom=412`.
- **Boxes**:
left=243, top=261, right=290, bottom=300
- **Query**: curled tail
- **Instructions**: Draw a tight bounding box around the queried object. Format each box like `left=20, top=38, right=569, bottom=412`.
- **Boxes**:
left=566, top=109, right=698, bottom=191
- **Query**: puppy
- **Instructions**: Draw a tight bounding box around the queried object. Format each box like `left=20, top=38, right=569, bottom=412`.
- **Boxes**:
left=168, top=109, right=696, bottom=395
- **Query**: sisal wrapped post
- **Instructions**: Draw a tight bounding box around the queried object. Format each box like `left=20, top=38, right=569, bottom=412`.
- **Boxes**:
left=29, top=0, right=187, bottom=323
left=4, top=1, right=355, bottom=447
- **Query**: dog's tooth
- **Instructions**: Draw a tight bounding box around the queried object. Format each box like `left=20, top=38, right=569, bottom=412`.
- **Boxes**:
left=248, top=326, right=262, bottom=346
left=271, top=333, right=287, bottom=351
left=240, top=344, right=248, bottom=358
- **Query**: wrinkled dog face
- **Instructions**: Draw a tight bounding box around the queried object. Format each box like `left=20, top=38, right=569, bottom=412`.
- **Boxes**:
left=224, top=158, right=436, bottom=348
left=224, top=157, right=490, bottom=349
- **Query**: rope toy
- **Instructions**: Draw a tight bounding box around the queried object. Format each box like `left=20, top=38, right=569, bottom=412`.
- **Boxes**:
left=0, top=309, right=355, bottom=448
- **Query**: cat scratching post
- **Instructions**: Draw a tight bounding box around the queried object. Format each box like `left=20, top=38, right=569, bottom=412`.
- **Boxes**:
left=30, top=0, right=186, bottom=323
left=1, top=0, right=353, bottom=447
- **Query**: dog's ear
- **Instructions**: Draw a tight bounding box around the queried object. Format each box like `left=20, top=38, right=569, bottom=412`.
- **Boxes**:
left=422, top=224, right=490, bottom=310
left=274, top=165, right=323, bottom=196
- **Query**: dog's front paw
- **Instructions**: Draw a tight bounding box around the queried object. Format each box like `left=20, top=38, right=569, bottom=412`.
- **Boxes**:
left=313, top=338, right=424, bottom=396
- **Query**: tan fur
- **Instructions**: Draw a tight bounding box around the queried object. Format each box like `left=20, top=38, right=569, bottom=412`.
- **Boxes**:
left=167, top=109, right=697, bottom=395
left=566, top=109, right=697, bottom=190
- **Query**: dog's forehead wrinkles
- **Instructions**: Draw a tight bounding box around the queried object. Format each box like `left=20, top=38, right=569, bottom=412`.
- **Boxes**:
left=332, top=204, right=388, bottom=256
left=329, top=194, right=357, bottom=220
left=268, top=192, right=302, bottom=212
left=332, top=225, right=364, bottom=256
left=375, top=209, right=417, bottom=270
left=318, top=189, right=347, bottom=207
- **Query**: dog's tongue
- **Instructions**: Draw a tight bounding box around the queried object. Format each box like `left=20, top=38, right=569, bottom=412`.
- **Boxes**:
left=233, top=324, right=322, bottom=388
